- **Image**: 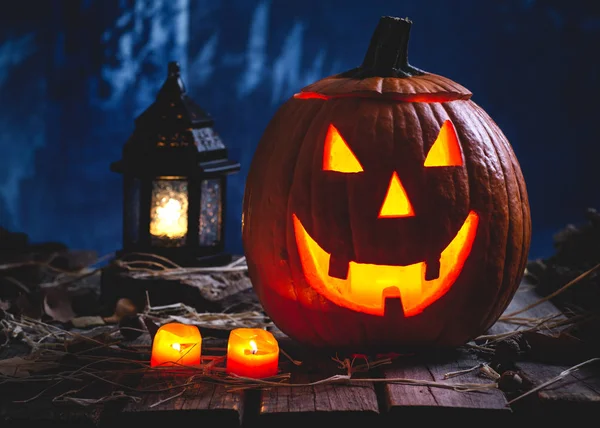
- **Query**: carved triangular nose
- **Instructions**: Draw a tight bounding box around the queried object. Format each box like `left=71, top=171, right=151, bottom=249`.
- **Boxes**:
left=378, top=172, right=415, bottom=218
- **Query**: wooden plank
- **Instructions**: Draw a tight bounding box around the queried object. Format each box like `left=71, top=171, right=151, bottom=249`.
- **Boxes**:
left=511, top=361, right=600, bottom=421
left=119, top=372, right=244, bottom=427
left=0, top=372, right=120, bottom=427
left=485, top=278, right=600, bottom=417
left=258, top=372, right=380, bottom=426
left=517, top=361, right=600, bottom=403
left=487, top=279, right=566, bottom=336
left=382, top=349, right=510, bottom=420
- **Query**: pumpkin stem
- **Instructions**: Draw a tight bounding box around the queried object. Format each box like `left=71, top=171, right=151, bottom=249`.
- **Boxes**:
left=342, top=16, right=425, bottom=78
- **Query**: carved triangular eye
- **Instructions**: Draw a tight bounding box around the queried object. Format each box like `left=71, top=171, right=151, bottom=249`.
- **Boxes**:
left=323, top=124, right=364, bottom=173
left=424, top=120, right=463, bottom=167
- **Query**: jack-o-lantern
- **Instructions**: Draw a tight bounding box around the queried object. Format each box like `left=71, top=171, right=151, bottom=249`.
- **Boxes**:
left=242, top=16, right=531, bottom=351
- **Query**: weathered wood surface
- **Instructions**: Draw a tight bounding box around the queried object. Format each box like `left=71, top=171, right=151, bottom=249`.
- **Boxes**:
left=518, top=361, right=600, bottom=402
left=487, top=280, right=567, bottom=337
left=258, top=372, right=380, bottom=426
left=488, top=279, right=600, bottom=418
left=120, top=372, right=245, bottom=426
left=505, top=360, right=600, bottom=422
left=382, top=350, right=510, bottom=419
left=0, top=365, right=120, bottom=428
left=1, top=278, right=600, bottom=426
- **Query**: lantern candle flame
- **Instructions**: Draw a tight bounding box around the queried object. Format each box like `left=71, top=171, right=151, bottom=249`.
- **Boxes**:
left=150, top=196, right=187, bottom=238
left=249, top=340, right=258, bottom=354
left=158, top=198, right=182, bottom=226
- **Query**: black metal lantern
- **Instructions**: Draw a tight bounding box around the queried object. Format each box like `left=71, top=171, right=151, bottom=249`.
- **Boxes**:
left=111, top=62, right=240, bottom=266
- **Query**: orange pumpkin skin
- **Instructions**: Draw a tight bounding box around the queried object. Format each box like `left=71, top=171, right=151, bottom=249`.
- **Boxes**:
left=242, top=17, right=531, bottom=351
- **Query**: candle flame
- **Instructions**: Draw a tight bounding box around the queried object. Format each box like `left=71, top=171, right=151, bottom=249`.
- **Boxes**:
left=159, top=198, right=182, bottom=223
left=249, top=340, right=258, bottom=354
left=150, top=196, right=188, bottom=239
left=171, top=343, right=181, bottom=352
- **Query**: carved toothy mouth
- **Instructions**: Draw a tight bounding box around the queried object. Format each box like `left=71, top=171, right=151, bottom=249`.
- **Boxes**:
left=292, top=212, right=479, bottom=316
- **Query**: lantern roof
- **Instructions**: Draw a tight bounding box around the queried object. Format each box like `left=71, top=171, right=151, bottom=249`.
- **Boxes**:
left=111, top=61, right=240, bottom=177
left=135, top=61, right=214, bottom=131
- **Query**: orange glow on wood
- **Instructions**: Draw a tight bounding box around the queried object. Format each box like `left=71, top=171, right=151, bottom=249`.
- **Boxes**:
left=226, top=328, right=279, bottom=379
left=293, top=211, right=479, bottom=316
left=150, top=323, right=202, bottom=368
left=424, top=120, right=463, bottom=167
left=378, top=172, right=414, bottom=218
left=323, top=124, right=363, bottom=173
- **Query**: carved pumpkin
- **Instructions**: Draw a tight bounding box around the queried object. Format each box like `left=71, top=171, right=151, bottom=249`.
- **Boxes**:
left=242, top=16, right=531, bottom=351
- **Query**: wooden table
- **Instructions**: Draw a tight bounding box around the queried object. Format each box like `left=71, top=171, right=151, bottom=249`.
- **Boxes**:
left=1, top=279, right=599, bottom=427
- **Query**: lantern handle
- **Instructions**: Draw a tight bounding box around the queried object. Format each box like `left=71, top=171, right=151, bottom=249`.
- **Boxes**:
left=158, top=61, right=187, bottom=98
left=340, top=16, right=426, bottom=79
left=168, top=61, right=181, bottom=76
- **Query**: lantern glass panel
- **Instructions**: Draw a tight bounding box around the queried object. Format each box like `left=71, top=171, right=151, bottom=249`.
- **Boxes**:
left=150, top=177, right=189, bottom=247
left=199, top=178, right=222, bottom=246
left=124, top=176, right=141, bottom=245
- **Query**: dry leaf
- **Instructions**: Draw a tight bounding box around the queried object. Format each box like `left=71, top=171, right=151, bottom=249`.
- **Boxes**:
left=43, top=287, right=76, bottom=322
left=114, top=298, right=137, bottom=319
left=103, top=298, right=138, bottom=324
left=71, top=316, right=106, bottom=328
left=0, top=357, right=59, bottom=377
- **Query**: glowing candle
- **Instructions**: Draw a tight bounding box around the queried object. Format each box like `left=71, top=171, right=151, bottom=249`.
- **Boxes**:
left=226, top=328, right=279, bottom=378
left=150, top=323, right=202, bottom=368
left=149, top=179, right=189, bottom=241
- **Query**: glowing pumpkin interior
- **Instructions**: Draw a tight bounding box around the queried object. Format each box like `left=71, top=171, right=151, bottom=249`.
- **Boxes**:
left=293, top=119, right=479, bottom=316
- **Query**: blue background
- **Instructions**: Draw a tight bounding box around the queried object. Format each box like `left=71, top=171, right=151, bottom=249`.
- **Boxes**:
left=0, top=0, right=598, bottom=261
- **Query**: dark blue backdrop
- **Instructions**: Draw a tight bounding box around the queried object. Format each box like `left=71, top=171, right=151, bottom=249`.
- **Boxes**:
left=1, top=0, right=598, bottom=260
